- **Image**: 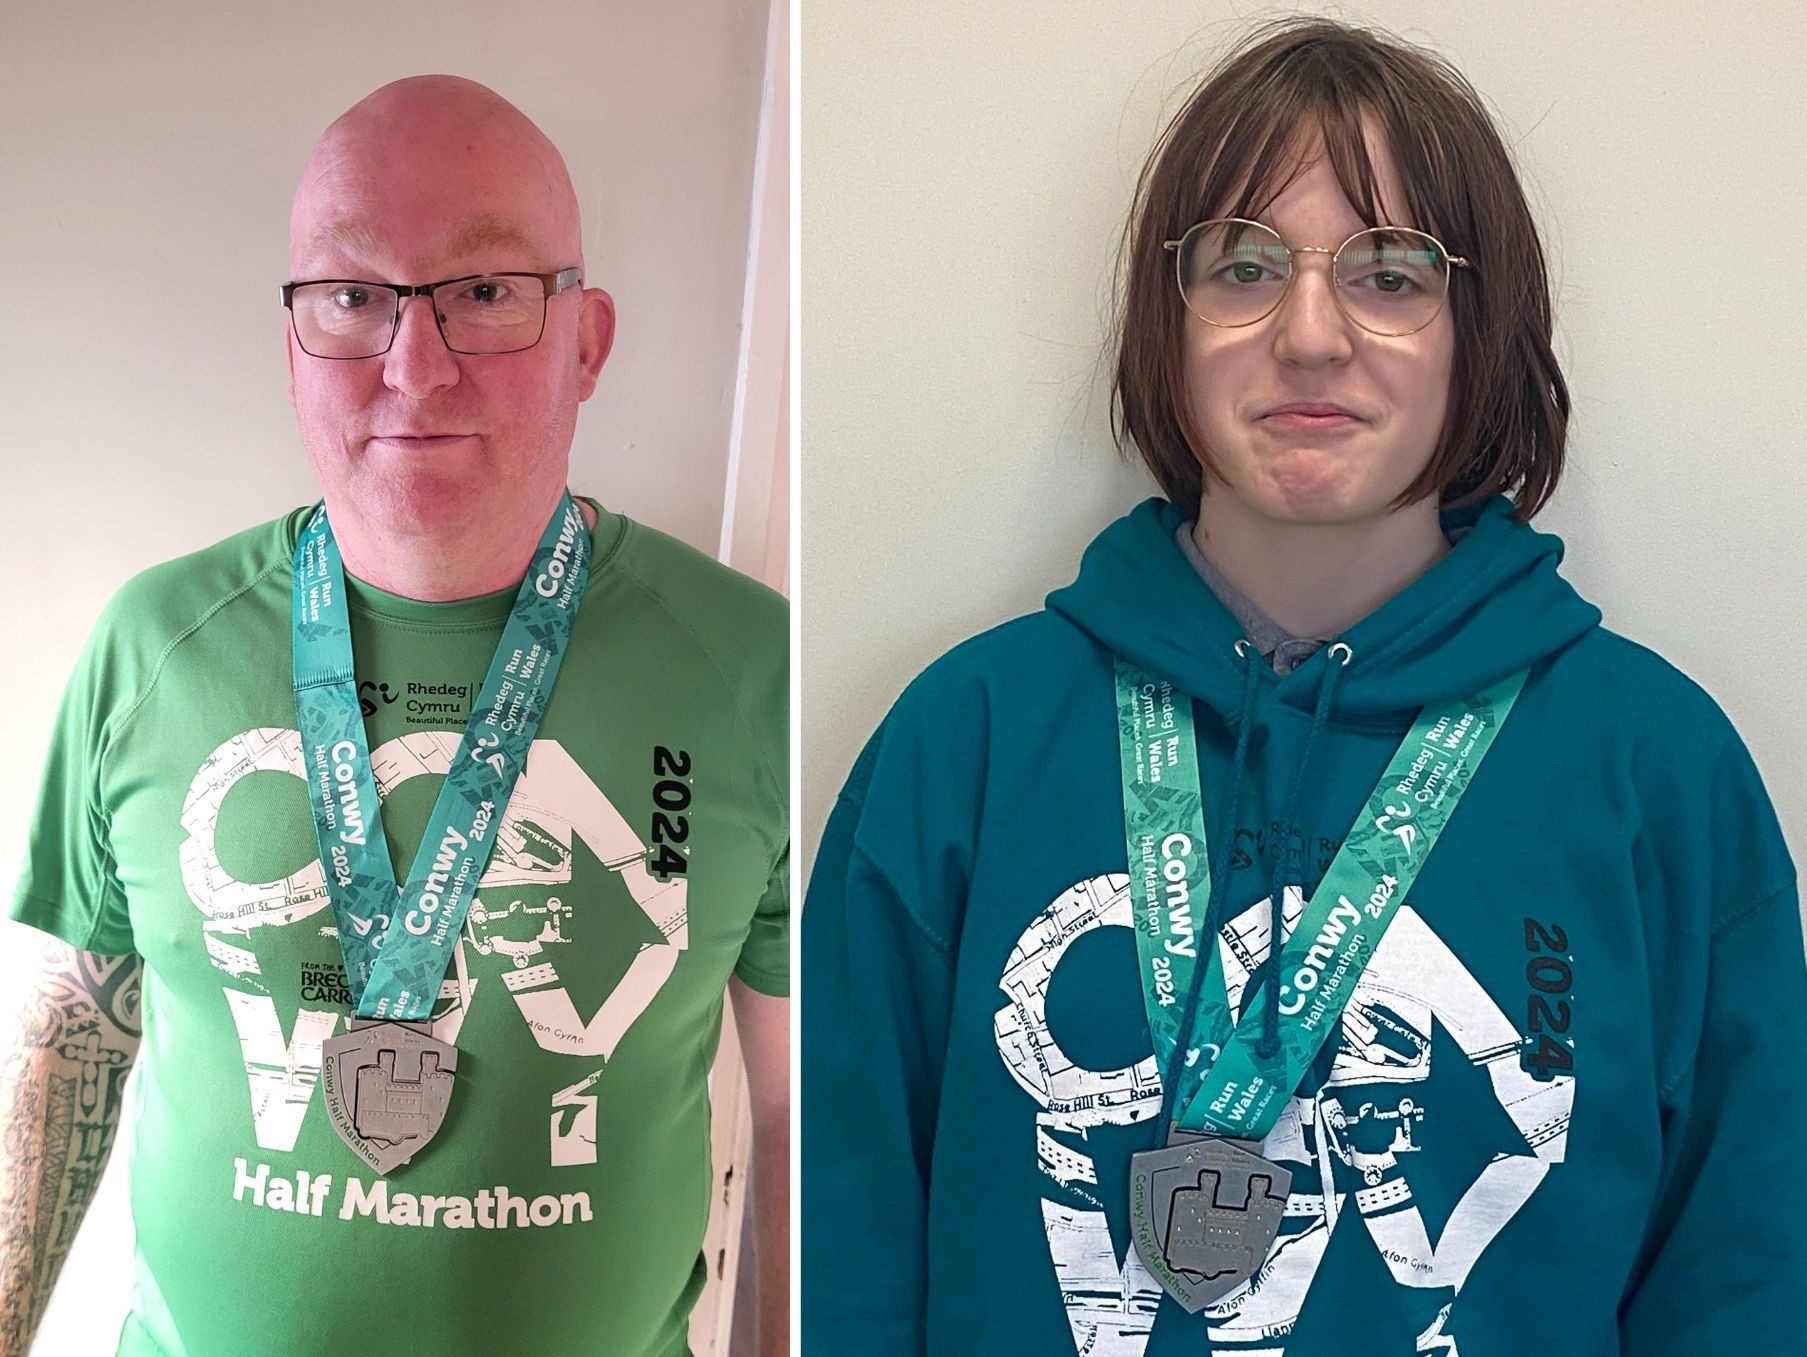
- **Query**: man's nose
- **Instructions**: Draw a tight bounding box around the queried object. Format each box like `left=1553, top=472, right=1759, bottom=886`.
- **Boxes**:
left=1268, top=254, right=1357, bottom=367
left=382, top=294, right=460, bottom=397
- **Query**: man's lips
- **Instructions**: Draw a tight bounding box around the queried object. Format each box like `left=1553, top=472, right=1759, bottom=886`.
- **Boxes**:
left=369, top=433, right=476, bottom=446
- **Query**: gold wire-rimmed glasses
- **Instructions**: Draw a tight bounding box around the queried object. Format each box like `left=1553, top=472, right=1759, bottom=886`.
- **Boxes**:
left=1163, top=219, right=1472, bottom=337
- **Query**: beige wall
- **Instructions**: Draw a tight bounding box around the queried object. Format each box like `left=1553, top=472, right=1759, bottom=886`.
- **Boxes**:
left=0, top=2, right=782, bottom=1351
left=802, top=2, right=1807, bottom=887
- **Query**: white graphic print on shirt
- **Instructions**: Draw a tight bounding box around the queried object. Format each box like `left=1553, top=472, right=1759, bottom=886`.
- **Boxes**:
left=994, top=874, right=1575, bottom=1356
left=180, top=728, right=688, bottom=1168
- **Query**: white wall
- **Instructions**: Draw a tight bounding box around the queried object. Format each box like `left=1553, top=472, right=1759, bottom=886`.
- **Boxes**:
left=0, top=1, right=780, bottom=1351
left=801, top=1, right=1807, bottom=884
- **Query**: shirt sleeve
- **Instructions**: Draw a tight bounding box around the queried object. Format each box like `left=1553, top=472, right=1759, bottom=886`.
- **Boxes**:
left=733, top=840, right=790, bottom=997
left=731, top=587, right=789, bottom=997
left=1617, top=883, right=1807, bottom=1350
left=801, top=779, right=956, bottom=1356
left=801, top=631, right=1000, bottom=1357
left=10, top=604, right=137, bottom=956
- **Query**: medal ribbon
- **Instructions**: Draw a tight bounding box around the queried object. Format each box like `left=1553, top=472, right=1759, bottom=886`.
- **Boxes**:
left=1115, top=656, right=1525, bottom=1140
left=292, top=491, right=590, bottom=1021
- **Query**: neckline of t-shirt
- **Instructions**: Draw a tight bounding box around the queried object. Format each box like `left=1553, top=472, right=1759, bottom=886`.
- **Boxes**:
left=279, top=494, right=624, bottom=630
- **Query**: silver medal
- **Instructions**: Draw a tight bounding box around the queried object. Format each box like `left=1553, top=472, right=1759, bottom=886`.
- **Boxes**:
left=321, top=1018, right=458, bottom=1173
left=1128, top=1131, right=1292, bottom=1311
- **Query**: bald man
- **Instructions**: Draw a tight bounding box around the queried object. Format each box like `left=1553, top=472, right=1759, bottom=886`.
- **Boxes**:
left=0, top=76, right=789, bottom=1357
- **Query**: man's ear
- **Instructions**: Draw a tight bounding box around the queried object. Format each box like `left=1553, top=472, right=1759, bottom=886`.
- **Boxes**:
left=576, top=287, right=617, bottom=402
left=284, top=317, right=298, bottom=408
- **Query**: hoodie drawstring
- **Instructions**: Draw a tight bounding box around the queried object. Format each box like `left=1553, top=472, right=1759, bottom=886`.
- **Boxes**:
left=1258, top=642, right=1351, bottom=1059
left=1155, top=638, right=1354, bottom=1125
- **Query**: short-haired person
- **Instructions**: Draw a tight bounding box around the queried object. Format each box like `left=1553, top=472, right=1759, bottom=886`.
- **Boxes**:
left=1, top=77, right=789, bottom=1356
left=803, top=18, right=1802, bottom=1355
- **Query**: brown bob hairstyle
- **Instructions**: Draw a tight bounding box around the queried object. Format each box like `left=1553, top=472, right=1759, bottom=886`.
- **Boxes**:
left=1112, top=17, right=1568, bottom=521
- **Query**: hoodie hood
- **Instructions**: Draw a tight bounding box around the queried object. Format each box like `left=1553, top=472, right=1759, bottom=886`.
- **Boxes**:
left=1046, top=494, right=1602, bottom=727
left=1048, top=493, right=1607, bottom=1072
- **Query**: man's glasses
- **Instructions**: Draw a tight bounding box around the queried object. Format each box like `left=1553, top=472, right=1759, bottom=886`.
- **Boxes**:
left=1163, top=220, right=1471, bottom=337
left=280, top=268, right=582, bottom=359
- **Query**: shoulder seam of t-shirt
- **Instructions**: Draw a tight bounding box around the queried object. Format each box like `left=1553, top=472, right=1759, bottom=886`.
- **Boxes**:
left=850, top=838, right=955, bottom=963
left=610, top=521, right=785, bottom=812
left=85, top=554, right=287, bottom=951
left=110, top=555, right=290, bottom=741
left=1658, top=880, right=1797, bottom=1101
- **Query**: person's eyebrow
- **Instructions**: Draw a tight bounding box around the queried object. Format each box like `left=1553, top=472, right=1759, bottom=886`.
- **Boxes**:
left=297, top=216, right=542, bottom=276
left=445, top=215, right=539, bottom=260
left=299, top=219, right=383, bottom=272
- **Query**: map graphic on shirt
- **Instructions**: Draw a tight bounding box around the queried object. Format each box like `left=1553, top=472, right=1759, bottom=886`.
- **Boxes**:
left=185, top=726, right=689, bottom=1165
left=12, top=499, right=788, bottom=1357
left=995, top=873, right=1576, bottom=1357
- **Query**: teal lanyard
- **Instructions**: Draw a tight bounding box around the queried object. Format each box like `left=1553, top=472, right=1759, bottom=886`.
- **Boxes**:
left=292, top=492, right=590, bottom=1021
left=1114, top=657, right=1525, bottom=1139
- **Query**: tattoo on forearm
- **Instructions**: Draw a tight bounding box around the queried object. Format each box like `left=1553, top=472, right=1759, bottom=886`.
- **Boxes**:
left=0, top=942, right=142, bottom=1353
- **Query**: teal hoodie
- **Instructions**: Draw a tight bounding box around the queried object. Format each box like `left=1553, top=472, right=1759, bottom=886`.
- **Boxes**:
left=803, top=495, right=1804, bottom=1355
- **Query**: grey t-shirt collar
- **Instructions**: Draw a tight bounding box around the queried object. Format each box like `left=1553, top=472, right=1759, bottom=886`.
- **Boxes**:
left=1175, top=521, right=1328, bottom=676
left=1176, top=518, right=1468, bottom=677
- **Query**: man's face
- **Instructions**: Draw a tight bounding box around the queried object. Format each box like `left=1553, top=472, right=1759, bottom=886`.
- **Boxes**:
left=1180, top=125, right=1456, bottom=527
left=286, top=86, right=613, bottom=536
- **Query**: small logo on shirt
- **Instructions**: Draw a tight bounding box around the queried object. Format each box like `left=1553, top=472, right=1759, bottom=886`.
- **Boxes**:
left=300, top=959, right=354, bottom=1007
left=357, top=678, right=475, bottom=726
left=357, top=681, right=399, bottom=719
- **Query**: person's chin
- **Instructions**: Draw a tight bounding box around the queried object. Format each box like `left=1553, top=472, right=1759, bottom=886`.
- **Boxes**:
left=365, top=465, right=488, bottom=527
left=1240, top=445, right=1373, bottom=524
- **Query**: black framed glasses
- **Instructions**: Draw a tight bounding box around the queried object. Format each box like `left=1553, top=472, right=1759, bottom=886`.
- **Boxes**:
left=280, top=268, right=582, bottom=359
left=1163, top=219, right=1472, bottom=337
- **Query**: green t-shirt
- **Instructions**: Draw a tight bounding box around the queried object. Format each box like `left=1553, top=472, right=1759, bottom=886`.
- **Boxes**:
left=11, top=497, right=788, bottom=1357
